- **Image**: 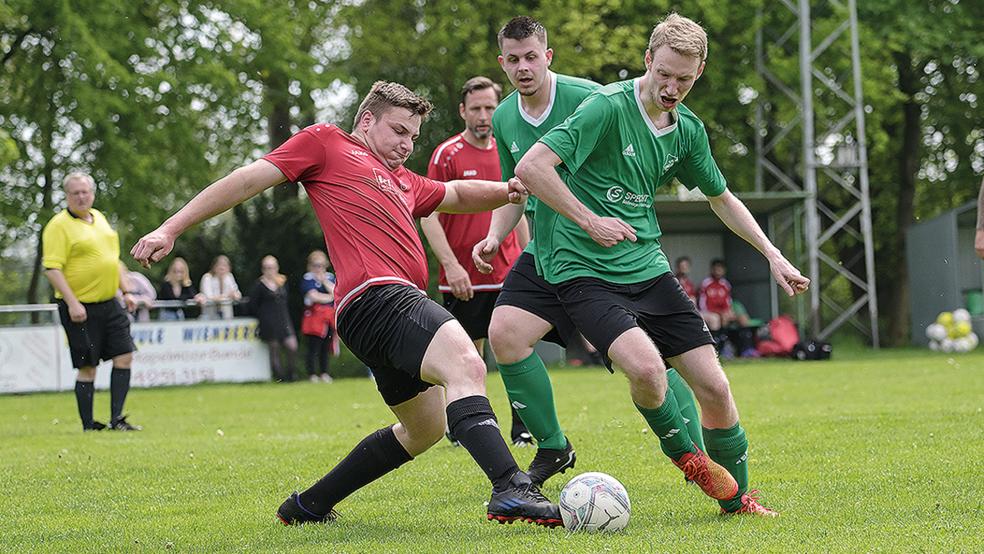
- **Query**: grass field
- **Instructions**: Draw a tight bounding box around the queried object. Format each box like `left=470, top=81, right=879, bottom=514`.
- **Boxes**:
left=2, top=348, right=982, bottom=553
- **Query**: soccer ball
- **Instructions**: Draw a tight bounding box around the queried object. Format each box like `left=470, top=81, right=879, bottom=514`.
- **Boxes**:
left=926, top=323, right=947, bottom=342
left=559, top=472, right=630, bottom=532
left=937, top=312, right=954, bottom=327
left=952, top=309, right=971, bottom=324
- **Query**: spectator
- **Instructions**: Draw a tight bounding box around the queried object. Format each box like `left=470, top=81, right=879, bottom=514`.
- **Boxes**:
left=249, top=255, right=298, bottom=382
left=119, top=261, right=156, bottom=322
left=674, top=256, right=698, bottom=305
left=42, top=172, right=141, bottom=431
left=698, top=259, right=749, bottom=330
left=200, top=254, right=241, bottom=319
left=300, top=250, right=337, bottom=383
left=157, top=256, right=204, bottom=320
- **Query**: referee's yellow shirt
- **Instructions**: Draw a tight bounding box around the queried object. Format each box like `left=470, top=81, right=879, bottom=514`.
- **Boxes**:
left=42, top=208, right=121, bottom=303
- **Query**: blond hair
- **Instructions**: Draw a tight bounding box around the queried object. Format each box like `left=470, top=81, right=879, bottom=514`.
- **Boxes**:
left=261, top=255, right=287, bottom=288
left=165, top=257, right=192, bottom=288
left=353, top=81, right=433, bottom=129
left=648, top=13, right=708, bottom=61
left=307, top=250, right=328, bottom=267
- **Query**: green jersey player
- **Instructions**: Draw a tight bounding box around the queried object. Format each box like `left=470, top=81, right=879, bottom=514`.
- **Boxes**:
left=515, top=13, right=810, bottom=516
left=473, top=16, right=706, bottom=488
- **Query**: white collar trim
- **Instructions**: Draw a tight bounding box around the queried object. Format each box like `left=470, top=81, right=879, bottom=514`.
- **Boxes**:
left=634, top=78, right=678, bottom=138
left=519, top=72, right=557, bottom=127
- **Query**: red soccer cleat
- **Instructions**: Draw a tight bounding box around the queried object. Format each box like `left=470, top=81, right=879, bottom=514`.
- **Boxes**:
left=721, top=490, right=779, bottom=517
left=673, top=447, right=739, bottom=501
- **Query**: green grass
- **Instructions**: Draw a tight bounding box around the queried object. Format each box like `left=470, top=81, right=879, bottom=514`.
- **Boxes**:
left=2, top=349, right=983, bottom=553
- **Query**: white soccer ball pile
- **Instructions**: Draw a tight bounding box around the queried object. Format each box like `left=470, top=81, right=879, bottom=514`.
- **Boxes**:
left=926, top=310, right=978, bottom=353
left=559, top=472, right=631, bottom=533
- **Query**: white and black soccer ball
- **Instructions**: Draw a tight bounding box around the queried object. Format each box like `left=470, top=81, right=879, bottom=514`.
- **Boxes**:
left=559, top=472, right=630, bottom=532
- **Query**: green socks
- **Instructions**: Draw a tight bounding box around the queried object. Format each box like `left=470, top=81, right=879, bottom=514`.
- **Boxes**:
left=635, top=391, right=696, bottom=460
left=704, top=422, right=749, bottom=512
left=666, top=367, right=705, bottom=451
left=497, top=352, right=567, bottom=450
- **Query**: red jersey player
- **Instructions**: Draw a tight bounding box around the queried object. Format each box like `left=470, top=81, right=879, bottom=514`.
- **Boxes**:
left=131, top=81, right=561, bottom=528
left=420, top=76, right=533, bottom=447
left=698, top=258, right=749, bottom=330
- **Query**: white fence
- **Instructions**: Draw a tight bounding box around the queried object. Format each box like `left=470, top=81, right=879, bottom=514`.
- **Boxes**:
left=0, top=304, right=271, bottom=394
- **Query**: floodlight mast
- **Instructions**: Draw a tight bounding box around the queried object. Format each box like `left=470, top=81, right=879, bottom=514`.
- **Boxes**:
left=754, top=0, right=880, bottom=347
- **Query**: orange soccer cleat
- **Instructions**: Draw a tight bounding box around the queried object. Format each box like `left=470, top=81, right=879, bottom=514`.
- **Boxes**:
left=721, top=490, right=779, bottom=517
left=673, top=447, right=739, bottom=501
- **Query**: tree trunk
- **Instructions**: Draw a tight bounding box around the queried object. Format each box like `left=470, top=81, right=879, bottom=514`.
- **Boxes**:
left=267, top=77, right=297, bottom=200
left=25, top=98, right=57, bottom=315
left=884, top=51, right=921, bottom=346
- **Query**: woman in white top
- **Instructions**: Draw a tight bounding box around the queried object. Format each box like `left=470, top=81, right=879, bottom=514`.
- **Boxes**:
left=200, top=254, right=241, bottom=319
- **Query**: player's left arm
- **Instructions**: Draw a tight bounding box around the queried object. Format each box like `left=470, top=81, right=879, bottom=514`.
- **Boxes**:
left=706, top=190, right=810, bottom=296
left=437, top=178, right=527, bottom=214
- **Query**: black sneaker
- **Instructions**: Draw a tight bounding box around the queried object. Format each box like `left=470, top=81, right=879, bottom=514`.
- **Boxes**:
left=487, top=471, right=562, bottom=528
left=276, top=492, right=338, bottom=525
left=83, top=421, right=107, bottom=432
left=527, top=438, right=576, bottom=487
left=110, top=416, right=142, bottom=431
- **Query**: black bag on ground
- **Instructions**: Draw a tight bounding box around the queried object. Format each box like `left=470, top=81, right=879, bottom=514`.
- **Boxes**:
left=791, top=340, right=832, bottom=361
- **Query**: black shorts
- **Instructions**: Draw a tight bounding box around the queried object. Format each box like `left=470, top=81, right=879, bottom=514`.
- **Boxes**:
left=555, top=273, right=714, bottom=364
left=57, top=299, right=135, bottom=369
left=494, top=252, right=576, bottom=347
left=336, top=284, right=455, bottom=406
left=442, top=291, right=498, bottom=341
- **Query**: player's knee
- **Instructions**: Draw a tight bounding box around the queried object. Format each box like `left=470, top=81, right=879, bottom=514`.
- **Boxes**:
left=444, top=349, right=488, bottom=388
left=625, top=364, right=668, bottom=401
left=77, top=367, right=96, bottom=382
left=488, top=320, right=528, bottom=363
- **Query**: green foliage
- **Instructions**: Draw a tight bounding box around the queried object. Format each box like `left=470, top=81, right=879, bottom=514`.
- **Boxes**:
left=1, top=351, right=982, bottom=550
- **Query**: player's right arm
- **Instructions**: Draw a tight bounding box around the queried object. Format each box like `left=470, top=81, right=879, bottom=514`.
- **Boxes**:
left=44, top=269, right=86, bottom=322
left=131, top=160, right=286, bottom=267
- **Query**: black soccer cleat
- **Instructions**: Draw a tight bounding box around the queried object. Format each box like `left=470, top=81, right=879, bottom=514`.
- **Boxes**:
left=527, top=438, right=576, bottom=487
left=486, top=471, right=563, bottom=528
left=276, top=492, right=338, bottom=526
left=445, top=430, right=460, bottom=447
left=83, top=420, right=107, bottom=432
left=109, top=415, right=142, bottom=431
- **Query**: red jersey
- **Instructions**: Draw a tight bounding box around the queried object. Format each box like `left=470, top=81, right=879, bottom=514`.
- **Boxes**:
left=676, top=273, right=697, bottom=303
left=263, top=124, right=446, bottom=315
left=699, top=276, right=733, bottom=314
left=427, top=133, right=522, bottom=292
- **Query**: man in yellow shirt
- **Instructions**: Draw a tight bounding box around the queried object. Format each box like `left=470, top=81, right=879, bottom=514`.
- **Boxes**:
left=43, top=172, right=141, bottom=431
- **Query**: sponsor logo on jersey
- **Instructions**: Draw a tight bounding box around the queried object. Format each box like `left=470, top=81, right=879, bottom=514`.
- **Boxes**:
left=663, top=153, right=679, bottom=172
left=463, top=169, right=478, bottom=177
left=351, top=149, right=369, bottom=157
left=606, top=185, right=653, bottom=208
left=510, top=141, right=520, bottom=153
left=622, top=143, right=636, bottom=157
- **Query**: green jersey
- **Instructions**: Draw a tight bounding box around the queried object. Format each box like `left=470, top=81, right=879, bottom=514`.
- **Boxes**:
left=492, top=72, right=600, bottom=222
left=537, top=78, right=728, bottom=285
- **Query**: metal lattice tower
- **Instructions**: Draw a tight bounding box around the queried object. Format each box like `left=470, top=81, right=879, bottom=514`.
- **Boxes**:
left=755, top=0, right=879, bottom=347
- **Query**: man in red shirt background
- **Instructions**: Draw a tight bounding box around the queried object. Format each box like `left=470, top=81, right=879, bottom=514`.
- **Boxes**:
left=131, top=81, right=561, bottom=528
left=698, top=258, right=749, bottom=330
left=421, top=76, right=533, bottom=447
left=674, top=255, right=698, bottom=305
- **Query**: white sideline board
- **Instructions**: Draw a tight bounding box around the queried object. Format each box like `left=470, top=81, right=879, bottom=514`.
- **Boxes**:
left=0, top=318, right=271, bottom=394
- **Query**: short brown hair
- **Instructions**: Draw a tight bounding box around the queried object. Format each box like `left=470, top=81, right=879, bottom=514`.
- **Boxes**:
left=353, top=81, right=433, bottom=129
left=460, top=76, right=502, bottom=105
left=497, top=16, right=547, bottom=50
left=648, top=13, right=708, bottom=61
